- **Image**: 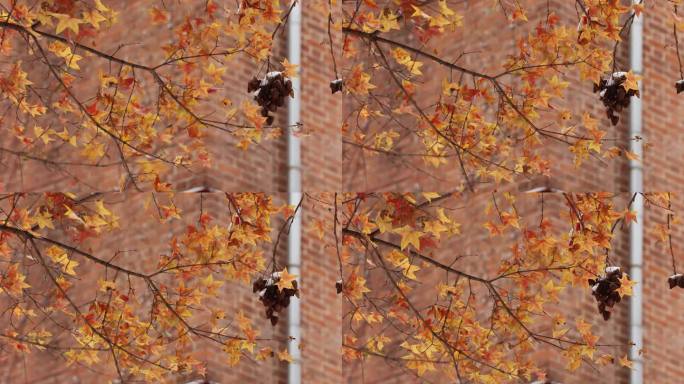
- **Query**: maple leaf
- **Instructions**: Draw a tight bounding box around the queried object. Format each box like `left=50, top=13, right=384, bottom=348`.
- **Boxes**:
left=277, top=349, right=293, bottom=363
left=63, top=205, right=85, bottom=224
left=633, top=3, right=644, bottom=17
left=624, top=150, right=640, bottom=161
left=82, top=10, right=106, bottom=29
left=354, top=213, right=376, bottom=234
left=511, top=7, right=528, bottom=22
left=149, top=7, right=169, bottom=24
left=552, top=327, right=569, bottom=339
left=201, top=274, right=224, bottom=295
left=405, top=356, right=435, bottom=376
left=33, top=210, right=55, bottom=229
left=423, top=220, right=446, bottom=239
left=436, top=208, right=451, bottom=224
left=622, top=71, right=641, bottom=93
left=575, top=317, right=592, bottom=336
left=281, top=58, right=298, bottom=79
left=618, top=355, right=634, bottom=369
left=596, top=353, right=615, bottom=366
left=483, top=221, right=501, bottom=236
left=256, top=347, right=273, bottom=361
left=236, top=311, right=258, bottom=344
left=392, top=48, right=423, bottom=76
left=65, top=53, right=82, bottom=70
left=98, top=279, right=117, bottom=292
left=223, top=340, right=242, bottom=366
left=81, top=142, right=105, bottom=161
left=62, top=259, right=79, bottom=276
left=241, top=100, right=267, bottom=131
left=371, top=334, right=390, bottom=352
left=402, top=263, right=420, bottom=280
left=311, top=219, right=326, bottom=240
left=500, top=211, right=520, bottom=229
left=386, top=249, right=406, bottom=266
left=276, top=268, right=297, bottom=291
left=623, top=209, right=638, bottom=225
left=345, top=64, right=375, bottom=95
left=421, top=192, right=440, bottom=202
left=51, top=13, right=82, bottom=34
left=94, top=200, right=111, bottom=217
left=1, top=264, right=30, bottom=295
left=375, top=214, right=393, bottom=233
left=94, top=0, right=110, bottom=12
left=345, top=268, right=371, bottom=301
left=616, top=274, right=636, bottom=297
left=49, top=43, right=83, bottom=70
left=410, top=5, right=429, bottom=19
left=46, top=246, right=78, bottom=276
left=394, top=225, right=422, bottom=251
left=548, top=75, right=570, bottom=97
left=160, top=204, right=182, bottom=221
left=544, top=279, right=563, bottom=302
left=204, top=62, right=226, bottom=83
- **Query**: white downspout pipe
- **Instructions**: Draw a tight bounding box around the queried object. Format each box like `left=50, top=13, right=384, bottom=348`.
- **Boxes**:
left=287, top=1, right=302, bottom=383
left=629, top=2, right=643, bottom=383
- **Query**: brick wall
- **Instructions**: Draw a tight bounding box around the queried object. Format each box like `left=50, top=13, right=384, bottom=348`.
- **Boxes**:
left=2, top=1, right=683, bottom=383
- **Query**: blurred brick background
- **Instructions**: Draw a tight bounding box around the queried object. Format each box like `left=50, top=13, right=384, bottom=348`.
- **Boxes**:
left=2, top=0, right=683, bottom=383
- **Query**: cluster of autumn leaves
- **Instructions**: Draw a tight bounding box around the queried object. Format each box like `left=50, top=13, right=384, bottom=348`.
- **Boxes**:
left=0, top=0, right=295, bottom=190
left=0, top=0, right=650, bottom=191
left=335, top=191, right=668, bottom=382
left=2, top=187, right=667, bottom=383
left=0, top=192, right=304, bottom=380
left=0, top=0, right=681, bottom=383
left=342, top=0, right=648, bottom=183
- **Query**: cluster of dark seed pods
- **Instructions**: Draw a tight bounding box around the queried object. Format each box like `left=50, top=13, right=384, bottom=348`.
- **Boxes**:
left=593, top=72, right=639, bottom=126
left=247, top=72, right=293, bottom=125
left=330, top=79, right=343, bottom=94
left=669, top=273, right=684, bottom=289
left=676, top=79, right=684, bottom=94
left=252, top=272, right=299, bottom=326
left=588, top=266, right=623, bottom=321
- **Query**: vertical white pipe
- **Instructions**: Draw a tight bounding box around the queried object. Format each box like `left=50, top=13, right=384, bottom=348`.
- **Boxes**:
left=287, top=1, right=302, bottom=383
left=629, top=2, right=643, bottom=383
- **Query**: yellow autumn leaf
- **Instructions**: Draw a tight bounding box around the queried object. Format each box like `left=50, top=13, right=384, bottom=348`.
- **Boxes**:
left=82, top=10, right=106, bottom=29
left=421, top=192, right=440, bottom=202
left=94, top=200, right=111, bottom=217
left=62, top=259, right=79, bottom=276
left=617, top=274, right=636, bottom=297
left=33, top=210, right=55, bottom=229
left=619, top=355, right=634, bottom=369
left=256, top=347, right=273, bottom=361
left=622, top=71, right=641, bottom=92
left=63, top=205, right=85, bottom=224
left=281, top=58, right=298, bottom=79
left=81, top=142, right=105, bottom=161
left=345, top=64, right=375, bottom=95
left=277, top=349, right=293, bottom=363
left=402, top=263, right=420, bottom=280
left=1, top=264, right=30, bottom=295
left=276, top=268, right=297, bottom=291
left=51, top=13, right=82, bottom=34
left=201, top=273, right=225, bottom=294
left=394, top=225, right=422, bottom=251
